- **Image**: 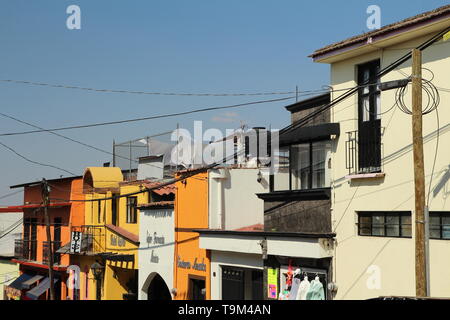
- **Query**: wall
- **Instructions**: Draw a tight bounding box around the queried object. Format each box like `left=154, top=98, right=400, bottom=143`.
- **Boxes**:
left=0, top=258, right=19, bottom=300
left=264, top=199, right=331, bottom=233
left=210, top=251, right=262, bottom=300
left=208, top=168, right=267, bottom=230
left=174, top=172, right=210, bottom=300
left=329, top=31, right=450, bottom=299
left=138, top=206, right=174, bottom=300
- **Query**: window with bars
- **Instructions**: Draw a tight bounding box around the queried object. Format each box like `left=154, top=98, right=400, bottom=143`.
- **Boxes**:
left=357, top=212, right=412, bottom=238
left=126, top=196, right=138, bottom=224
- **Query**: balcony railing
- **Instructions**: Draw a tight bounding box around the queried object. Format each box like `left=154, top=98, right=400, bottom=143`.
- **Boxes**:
left=345, top=129, right=384, bottom=175
left=70, top=225, right=106, bottom=255
left=14, top=239, right=37, bottom=261
left=43, top=241, right=61, bottom=265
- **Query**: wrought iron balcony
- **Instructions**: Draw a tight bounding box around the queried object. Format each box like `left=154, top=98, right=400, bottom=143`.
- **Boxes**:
left=70, top=225, right=106, bottom=255
left=43, top=241, right=61, bottom=265
left=345, top=128, right=384, bottom=175
left=14, top=239, right=37, bottom=261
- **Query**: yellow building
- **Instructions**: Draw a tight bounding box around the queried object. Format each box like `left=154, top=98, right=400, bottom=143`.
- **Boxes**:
left=68, top=167, right=145, bottom=300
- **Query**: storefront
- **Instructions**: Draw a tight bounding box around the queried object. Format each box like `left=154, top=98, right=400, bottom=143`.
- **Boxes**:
left=4, top=265, right=67, bottom=300
left=209, top=250, right=263, bottom=300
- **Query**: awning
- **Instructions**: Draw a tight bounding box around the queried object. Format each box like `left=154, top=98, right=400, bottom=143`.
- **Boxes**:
left=279, top=123, right=340, bottom=147
left=22, top=275, right=44, bottom=290
left=26, top=277, right=58, bottom=300
left=56, top=242, right=71, bottom=254
left=7, top=273, right=34, bottom=290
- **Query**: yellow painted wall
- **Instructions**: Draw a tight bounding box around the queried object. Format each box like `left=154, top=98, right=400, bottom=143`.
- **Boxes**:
left=81, top=170, right=148, bottom=300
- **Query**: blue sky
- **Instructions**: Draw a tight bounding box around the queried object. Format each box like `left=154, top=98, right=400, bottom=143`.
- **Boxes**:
left=0, top=0, right=447, bottom=205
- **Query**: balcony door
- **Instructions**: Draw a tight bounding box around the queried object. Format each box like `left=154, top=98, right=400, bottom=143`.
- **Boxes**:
left=358, top=60, right=381, bottom=173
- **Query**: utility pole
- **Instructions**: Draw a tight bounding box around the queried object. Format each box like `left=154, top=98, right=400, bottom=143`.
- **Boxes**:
left=41, top=178, right=55, bottom=300
left=411, top=49, right=427, bottom=297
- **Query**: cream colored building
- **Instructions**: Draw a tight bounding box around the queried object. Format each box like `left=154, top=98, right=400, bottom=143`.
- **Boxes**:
left=309, top=6, right=450, bottom=299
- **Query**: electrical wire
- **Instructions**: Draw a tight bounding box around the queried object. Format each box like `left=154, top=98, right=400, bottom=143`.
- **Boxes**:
left=0, top=112, right=171, bottom=171
left=0, top=79, right=299, bottom=97
left=0, top=140, right=76, bottom=176
left=0, top=96, right=296, bottom=137
left=0, top=190, right=23, bottom=200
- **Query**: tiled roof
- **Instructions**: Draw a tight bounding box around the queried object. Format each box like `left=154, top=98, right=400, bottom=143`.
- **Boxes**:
left=143, top=182, right=176, bottom=196
left=310, top=4, right=450, bottom=59
left=234, top=224, right=264, bottom=232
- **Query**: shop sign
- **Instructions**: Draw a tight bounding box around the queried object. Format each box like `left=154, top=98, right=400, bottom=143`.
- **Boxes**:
left=70, top=231, right=83, bottom=253
left=150, top=250, right=159, bottom=263
left=177, top=256, right=207, bottom=272
left=267, top=268, right=278, bottom=299
left=5, top=286, right=21, bottom=300
left=110, top=234, right=126, bottom=247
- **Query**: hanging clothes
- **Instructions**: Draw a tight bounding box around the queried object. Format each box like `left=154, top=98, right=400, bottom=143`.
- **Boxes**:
left=306, top=277, right=325, bottom=300
left=296, top=275, right=310, bottom=300
left=289, top=277, right=301, bottom=300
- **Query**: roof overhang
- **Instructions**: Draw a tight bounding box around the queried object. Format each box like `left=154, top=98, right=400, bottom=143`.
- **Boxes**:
left=196, top=230, right=334, bottom=259
left=279, top=123, right=340, bottom=147
left=312, top=12, right=450, bottom=64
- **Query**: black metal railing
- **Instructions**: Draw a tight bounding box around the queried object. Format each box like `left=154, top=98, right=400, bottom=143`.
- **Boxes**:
left=43, top=241, right=61, bottom=265
left=70, top=225, right=106, bottom=255
left=14, top=239, right=37, bottom=261
left=345, top=129, right=384, bottom=175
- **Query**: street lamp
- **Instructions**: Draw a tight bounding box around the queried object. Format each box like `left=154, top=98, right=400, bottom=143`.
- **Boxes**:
left=90, top=262, right=104, bottom=300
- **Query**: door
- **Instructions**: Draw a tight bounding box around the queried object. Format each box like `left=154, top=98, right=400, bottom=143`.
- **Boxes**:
left=221, top=267, right=245, bottom=300
left=188, top=276, right=206, bottom=300
left=251, top=270, right=263, bottom=300
left=358, top=60, right=381, bottom=173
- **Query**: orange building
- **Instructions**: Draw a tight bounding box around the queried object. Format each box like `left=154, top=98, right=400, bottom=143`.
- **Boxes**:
left=173, top=172, right=210, bottom=300
left=5, top=176, right=85, bottom=300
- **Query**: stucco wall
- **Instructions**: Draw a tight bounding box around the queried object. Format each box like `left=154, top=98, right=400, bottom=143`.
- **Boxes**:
left=138, top=207, right=174, bottom=300
left=210, top=251, right=263, bottom=300
left=208, top=168, right=267, bottom=230
left=329, top=32, right=450, bottom=299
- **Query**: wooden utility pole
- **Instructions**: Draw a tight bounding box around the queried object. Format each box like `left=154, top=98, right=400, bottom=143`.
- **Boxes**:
left=42, top=178, right=55, bottom=300
left=411, top=49, right=427, bottom=297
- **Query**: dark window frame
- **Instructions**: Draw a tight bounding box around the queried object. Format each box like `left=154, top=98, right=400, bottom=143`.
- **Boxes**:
left=289, top=141, right=331, bottom=190
left=357, top=211, right=412, bottom=238
left=429, top=212, right=450, bottom=240
left=126, top=196, right=138, bottom=224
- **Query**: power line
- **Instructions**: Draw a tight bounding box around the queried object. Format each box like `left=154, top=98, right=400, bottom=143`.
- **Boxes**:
left=0, top=189, right=23, bottom=200
left=0, top=111, right=167, bottom=171
left=0, top=140, right=76, bottom=176
left=0, top=96, right=297, bottom=137
left=0, top=79, right=299, bottom=97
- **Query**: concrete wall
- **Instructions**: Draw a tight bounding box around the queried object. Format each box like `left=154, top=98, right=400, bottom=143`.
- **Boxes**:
left=210, top=251, right=262, bottom=300
left=138, top=207, right=174, bottom=300
left=264, top=199, right=332, bottom=233
left=329, top=31, right=450, bottom=299
left=208, top=168, right=268, bottom=230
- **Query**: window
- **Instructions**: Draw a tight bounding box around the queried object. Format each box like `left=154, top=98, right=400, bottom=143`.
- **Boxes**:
left=429, top=212, right=450, bottom=240
left=126, top=197, right=138, bottom=224
left=111, top=195, right=119, bottom=226
left=290, top=141, right=331, bottom=190
left=357, top=60, right=382, bottom=173
left=358, top=212, right=411, bottom=238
